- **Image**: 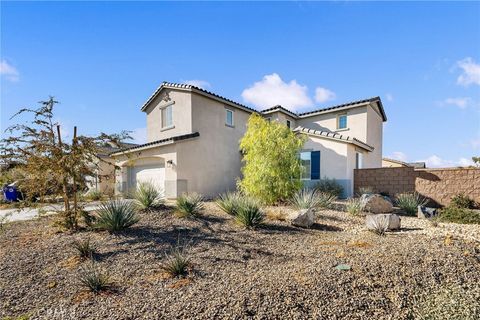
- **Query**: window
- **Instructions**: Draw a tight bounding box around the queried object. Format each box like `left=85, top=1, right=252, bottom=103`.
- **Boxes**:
left=286, top=120, right=291, bottom=128
left=162, top=105, right=173, bottom=128
left=300, top=151, right=320, bottom=180
left=225, top=109, right=234, bottom=126
left=265, top=117, right=271, bottom=122
left=337, top=114, right=347, bottom=129
left=300, top=152, right=311, bottom=180
left=356, top=152, right=363, bottom=169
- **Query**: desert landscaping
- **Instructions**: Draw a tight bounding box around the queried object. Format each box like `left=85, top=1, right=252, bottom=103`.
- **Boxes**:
left=1, top=197, right=479, bottom=320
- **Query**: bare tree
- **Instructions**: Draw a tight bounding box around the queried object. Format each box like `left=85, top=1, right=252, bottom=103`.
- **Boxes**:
left=1, top=97, right=130, bottom=230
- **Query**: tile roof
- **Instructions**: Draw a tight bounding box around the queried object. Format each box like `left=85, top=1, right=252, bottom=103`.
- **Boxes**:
left=382, top=158, right=426, bottom=168
left=140, top=81, right=387, bottom=121
left=110, top=132, right=200, bottom=155
left=294, top=126, right=374, bottom=151
left=141, top=82, right=257, bottom=113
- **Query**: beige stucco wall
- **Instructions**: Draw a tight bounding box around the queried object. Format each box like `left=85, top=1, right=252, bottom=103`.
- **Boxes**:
left=145, top=89, right=193, bottom=142
left=263, top=111, right=296, bottom=128
left=364, top=105, right=383, bottom=168
left=382, top=159, right=407, bottom=167
left=174, top=93, right=251, bottom=197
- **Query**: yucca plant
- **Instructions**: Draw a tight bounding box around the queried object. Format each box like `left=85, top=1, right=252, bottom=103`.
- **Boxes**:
left=94, top=200, right=140, bottom=232
left=160, top=245, right=191, bottom=278
left=316, top=192, right=337, bottom=209
left=396, top=192, right=428, bottom=215
left=133, top=182, right=165, bottom=211
left=346, top=198, right=364, bottom=216
left=291, top=189, right=321, bottom=209
left=72, top=238, right=97, bottom=259
left=175, top=193, right=204, bottom=218
left=216, top=192, right=244, bottom=216
left=79, top=262, right=111, bottom=293
left=366, top=215, right=389, bottom=236
left=234, top=200, right=264, bottom=228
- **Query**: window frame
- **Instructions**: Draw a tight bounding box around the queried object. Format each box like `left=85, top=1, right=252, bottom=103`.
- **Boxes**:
left=300, top=151, right=312, bottom=180
left=225, top=108, right=234, bottom=127
left=286, top=120, right=291, bottom=128
left=161, top=104, right=173, bottom=129
left=337, top=113, right=348, bottom=130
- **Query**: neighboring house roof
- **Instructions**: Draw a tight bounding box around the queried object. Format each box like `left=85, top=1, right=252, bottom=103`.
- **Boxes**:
left=294, top=126, right=374, bottom=152
left=110, top=132, right=200, bottom=156
left=382, top=157, right=426, bottom=168
left=140, top=81, right=387, bottom=121
left=97, top=142, right=139, bottom=157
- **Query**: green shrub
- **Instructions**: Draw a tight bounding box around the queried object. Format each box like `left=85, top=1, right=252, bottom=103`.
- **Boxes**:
left=79, top=262, right=111, bottom=293
left=396, top=192, right=427, bottom=215
left=175, top=193, right=204, bottom=218
left=238, top=113, right=305, bottom=205
left=291, top=189, right=336, bottom=209
left=314, top=177, right=343, bottom=197
left=94, top=200, right=140, bottom=232
left=85, top=189, right=103, bottom=201
left=438, top=206, right=480, bottom=224
left=234, top=200, right=264, bottom=228
left=133, top=182, right=164, bottom=211
left=345, top=198, right=363, bottom=216
left=216, top=192, right=244, bottom=216
left=72, top=238, right=97, bottom=259
left=161, top=245, right=191, bottom=278
left=450, top=193, right=475, bottom=209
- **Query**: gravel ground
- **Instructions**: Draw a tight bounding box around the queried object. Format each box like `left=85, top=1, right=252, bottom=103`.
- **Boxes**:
left=1, top=203, right=479, bottom=319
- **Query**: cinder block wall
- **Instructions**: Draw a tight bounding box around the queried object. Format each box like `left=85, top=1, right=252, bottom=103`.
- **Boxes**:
left=354, top=167, right=480, bottom=206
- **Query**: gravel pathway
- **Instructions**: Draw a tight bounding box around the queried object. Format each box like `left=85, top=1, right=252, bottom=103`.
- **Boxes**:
left=1, top=203, right=479, bottom=319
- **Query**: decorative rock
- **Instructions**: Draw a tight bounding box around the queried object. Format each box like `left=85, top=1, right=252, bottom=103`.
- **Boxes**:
left=417, top=206, right=438, bottom=219
left=288, top=208, right=315, bottom=228
left=366, top=213, right=401, bottom=231
left=360, top=194, right=393, bottom=214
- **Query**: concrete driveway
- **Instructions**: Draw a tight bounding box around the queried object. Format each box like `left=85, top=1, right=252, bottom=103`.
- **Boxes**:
left=0, top=202, right=104, bottom=223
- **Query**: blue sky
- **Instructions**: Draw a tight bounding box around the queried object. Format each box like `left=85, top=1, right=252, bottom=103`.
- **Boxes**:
left=1, top=1, right=479, bottom=167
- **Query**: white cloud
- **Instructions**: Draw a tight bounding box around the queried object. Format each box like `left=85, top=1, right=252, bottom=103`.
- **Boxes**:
left=130, top=127, right=147, bottom=144
left=418, top=155, right=474, bottom=168
left=456, top=57, right=480, bottom=86
left=389, top=151, right=408, bottom=162
left=443, top=97, right=471, bottom=109
left=183, top=80, right=211, bottom=89
left=241, top=73, right=313, bottom=111
left=0, top=60, right=19, bottom=82
left=314, top=87, right=336, bottom=103
left=385, top=93, right=394, bottom=102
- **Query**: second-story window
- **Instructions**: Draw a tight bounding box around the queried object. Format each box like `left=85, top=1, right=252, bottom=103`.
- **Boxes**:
left=337, top=114, right=347, bottom=129
left=225, top=109, right=234, bottom=126
left=286, top=120, right=291, bottom=128
left=162, top=105, right=173, bottom=128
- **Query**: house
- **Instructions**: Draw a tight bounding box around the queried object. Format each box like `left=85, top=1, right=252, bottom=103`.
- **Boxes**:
left=111, top=82, right=387, bottom=198
left=382, top=158, right=426, bottom=169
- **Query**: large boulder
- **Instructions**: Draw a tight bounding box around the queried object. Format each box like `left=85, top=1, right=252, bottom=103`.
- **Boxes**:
left=360, top=194, right=393, bottom=214
left=288, top=208, right=315, bottom=228
left=366, top=213, right=401, bottom=231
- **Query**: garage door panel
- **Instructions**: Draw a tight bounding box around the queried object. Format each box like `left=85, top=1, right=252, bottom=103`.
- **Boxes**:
left=130, top=163, right=165, bottom=192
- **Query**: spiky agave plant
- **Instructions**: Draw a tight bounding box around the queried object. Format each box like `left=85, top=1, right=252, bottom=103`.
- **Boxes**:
left=79, top=262, right=111, bottom=293
left=396, top=192, right=427, bottom=215
left=133, top=182, right=165, bottom=211
left=234, top=199, right=264, bottom=228
left=216, top=192, right=244, bottom=216
left=94, top=200, right=140, bottom=232
left=175, top=193, right=204, bottom=218
left=160, top=245, right=191, bottom=278
left=345, top=198, right=364, bottom=216
left=72, top=238, right=97, bottom=259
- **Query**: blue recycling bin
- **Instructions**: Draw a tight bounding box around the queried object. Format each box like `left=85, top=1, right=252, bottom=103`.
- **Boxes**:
left=3, top=185, right=19, bottom=202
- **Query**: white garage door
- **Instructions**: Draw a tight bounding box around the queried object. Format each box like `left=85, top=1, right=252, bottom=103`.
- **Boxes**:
left=130, top=164, right=165, bottom=192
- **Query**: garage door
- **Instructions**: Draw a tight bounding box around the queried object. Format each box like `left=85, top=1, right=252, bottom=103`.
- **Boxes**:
left=130, top=163, right=165, bottom=192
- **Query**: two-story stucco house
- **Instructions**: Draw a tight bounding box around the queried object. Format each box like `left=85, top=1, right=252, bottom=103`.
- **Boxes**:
left=111, top=82, right=387, bottom=198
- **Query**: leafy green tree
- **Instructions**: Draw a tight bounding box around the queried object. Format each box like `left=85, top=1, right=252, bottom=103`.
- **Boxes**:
left=238, top=113, right=306, bottom=205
